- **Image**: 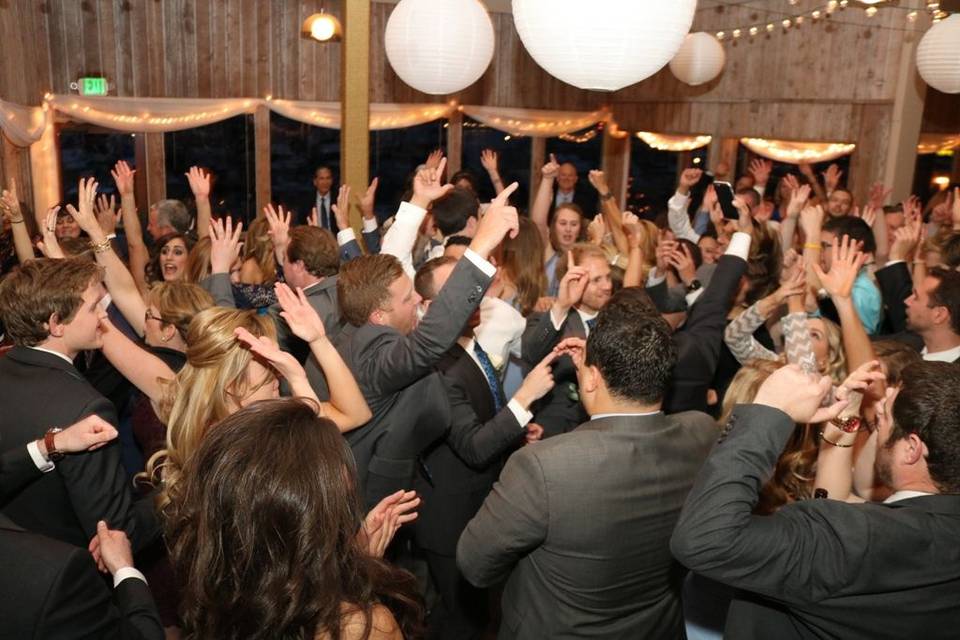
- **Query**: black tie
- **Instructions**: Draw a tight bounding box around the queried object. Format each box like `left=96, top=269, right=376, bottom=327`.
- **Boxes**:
left=320, top=197, right=329, bottom=229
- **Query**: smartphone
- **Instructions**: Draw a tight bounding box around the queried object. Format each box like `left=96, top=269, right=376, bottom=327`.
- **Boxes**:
left=714, top=181, right=739, bottom=220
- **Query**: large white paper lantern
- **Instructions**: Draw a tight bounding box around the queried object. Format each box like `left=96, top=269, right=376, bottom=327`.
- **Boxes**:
left=916, top=14, right=960, bottom=94
left=384, top=0, right=495, bottom=95
left=669, top=32, right=726, bottom=86
left=511, top=0, right=697, bottom=91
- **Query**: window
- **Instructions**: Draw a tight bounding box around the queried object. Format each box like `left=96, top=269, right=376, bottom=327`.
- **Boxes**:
left=370, top=120, right=447, bottom=220
left=461, top=116, right=531, bottom=209
left=628, top=137, right=685, bottom=221
left=270, top=112, right=340, bottom=224
left=164, top=116, right=255, bottom=222
left=59, top=124, right=135, bottom=204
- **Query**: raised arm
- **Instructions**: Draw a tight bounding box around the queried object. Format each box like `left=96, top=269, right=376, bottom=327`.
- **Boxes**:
left=781, top=178, right=809, bottom=252
left=531, top=154, right=558, bottom=255
left=99, top=319, right=176, bottom=404
left=69, top=177, right=148, bottom=336
left=112, top=161, right=150, bottom=296
left=588, top=170, right=628, bottom=255
left=480, top=149, right=505, bottom=196
left=667, top=168, right=702, bottom=244
left=185, top=166, right=212, bottom=240
left=0, top=179, right=35, bottom=264
left=263, top=203, right=292, bottom=267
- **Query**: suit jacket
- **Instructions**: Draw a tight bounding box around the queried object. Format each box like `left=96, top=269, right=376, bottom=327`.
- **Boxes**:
left=665, top=252, right=746, bottom=414
left=413, top=343, right=526, bottom=555
left=0, top=445, right=43, bottom=504
left=875, top=260, right=912, bottom=335
left=551, top=184, right=598, bottom=219
left=458, top=411, right=717, bottom=639
left=270, top=276, right=344, bottom=363
left=671, top=404, right=960, bottom=640
left=306, top=257, right=492, bottom=508
left=0, top=514, right=163, bottom=640
left=521, top=309, right=588, bottom=438
left=0, top=347, right=158, bottom=550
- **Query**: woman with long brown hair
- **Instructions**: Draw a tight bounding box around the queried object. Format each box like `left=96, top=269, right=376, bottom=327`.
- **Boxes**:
left=166, top=398, right=423, bottom=640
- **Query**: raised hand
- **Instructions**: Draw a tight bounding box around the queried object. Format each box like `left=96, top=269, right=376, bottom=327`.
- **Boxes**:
left=360, top=177, right=378, bottom=220
left=38, top=207, right=64, bottom=258
left=68, top=177, right=102, bottom=238
left=888, top=214, right=922, bottom=263
left=111, top=160, right=136, bottom=197
left=867, top=182, right=892, bottom=210
left=48, top=415, right=118, bottom=454
left=732, top=196, right=753, bottom=233
left=813, top=234, right=867, bottom=300
left=480, top=148, right=499, bottom=174
left=822, top=164, right=843, bottom=193
left=275, top=283, right=326, bottom=343
left=678, top=168, right=703, bottom=194
left=799, top=204, right=825, bottom=238
left=411, top=156, right=453, bottom=209
left=667, top=243, right=697, bottom=286
left=587, top=214, right=606, bottom=245
left=541, top=153, right=560, bottom=180
left=786, top=183, right=812, bottom=219
left=0, top=178, right=22, bottom=221
left=748, top=158, right=772, bottom=186
left=754, top=364, right=847, bottom=425
left=331, top=184, right=351, bottom=230
left=555, top=251, right=589, bottom=311
left=771, top=257, right=806, bottom=304
left=263, top=204, right=291, bottom=254
left=424, top=149, right=443, bottom=171
left=234, top=326, right=303, bottom=384
left=836, top=360, right=886, bottom=404
left=655, top=234, right=678, bottom=274
left=94, top=194, right=119, bottom=236
left=307, top=206, right=319, bottom=228
left=363, top=489, right=419, bottom=558
left=588, top=169, right=610, bottom=194
left=781, top=173, right=801, bottom=194
left=185, top=166, right=211, bottom=198
left=468, top=181, right=520, bottom=259
left=858, top=205, right=878, bottom=229
left=514, top=351, right=558, bottom=410
left=553, top=336, right=586, bottom=369
left=209, top=216, right=243, bottom=274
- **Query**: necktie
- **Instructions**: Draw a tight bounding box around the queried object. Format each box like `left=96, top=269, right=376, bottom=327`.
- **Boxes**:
left=585, top=317, right=597, bottom=332
left=473, top=342, right=504, bottom=412
left=320, top=196, right=329, bottom=229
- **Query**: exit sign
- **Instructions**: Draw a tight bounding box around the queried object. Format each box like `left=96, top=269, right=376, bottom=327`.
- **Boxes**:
left=79, top=77, right=108, bottom=96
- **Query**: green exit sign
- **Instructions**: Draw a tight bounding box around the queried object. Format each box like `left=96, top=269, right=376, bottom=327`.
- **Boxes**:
left=79, top=77, right=108, bottom=96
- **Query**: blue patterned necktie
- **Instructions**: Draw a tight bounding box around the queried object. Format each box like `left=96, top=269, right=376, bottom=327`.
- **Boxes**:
left=473, top=341, right=504, bottom=412
left=585, top=317, right=597, bottom=332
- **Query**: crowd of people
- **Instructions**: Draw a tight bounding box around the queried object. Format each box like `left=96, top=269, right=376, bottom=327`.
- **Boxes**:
left=0, top=145, right=958, bottom=640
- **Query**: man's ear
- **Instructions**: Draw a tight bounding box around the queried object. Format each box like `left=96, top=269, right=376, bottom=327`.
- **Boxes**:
left=580, top=364, right=602, bottom=394
left=903, top=433, right=928, bottom=466
left=931, top=305, right=950, bottom=328
left=46, top=313, right=63, bottom=338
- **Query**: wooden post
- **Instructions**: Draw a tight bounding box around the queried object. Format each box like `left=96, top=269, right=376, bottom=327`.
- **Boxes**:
left=28, top=119, right=61, bottom=227
left=601, top=131, right=630, bottom=209
left=879, top=24, right=926, bottom=204
left=529, top=136, right=546, bottom=213
left=254, top=104, right=272, bottom=216
left=446, top=108, right=463, bottom=177
left=340, top=0, right=370, bottom=234
left=134, top=132, right=166, bottom=209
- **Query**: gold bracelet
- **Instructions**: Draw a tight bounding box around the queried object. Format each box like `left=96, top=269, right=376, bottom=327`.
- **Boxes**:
left=803, top=242, right=821, bottom=250
left=9, top=217, right=23, bottom=224
left=819, top=430, right=854, bottom=448
left=90, top=238, right=113, bottom=254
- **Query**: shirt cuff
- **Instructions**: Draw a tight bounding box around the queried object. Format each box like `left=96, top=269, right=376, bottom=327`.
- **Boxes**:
left=549, top=306, right=567, bottom=331
left=362, top=217, right=378, bottom=233
left=397, top=200, right=427, bottom=223
left=507, top=398, right=533, bottom=428
left=646, top=269, right=666, bottom=287
left=685, top=288, right=705, bottom=307
left=336, top=228, right=357, bottom=246
left=463, top=248, right=496, bottom=278
left=725, top=232, right=752, bottom=260
left=26, top=440, right=54, bottom=473
left=113, top=567, right=147, bottom=588
left=883, top=259, right=905, bottom=267
left=669, top=191, right=690, bottom=207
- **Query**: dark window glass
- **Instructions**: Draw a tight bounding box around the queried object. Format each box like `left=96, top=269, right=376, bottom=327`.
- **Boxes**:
left=628, top=137, right=684, bottom=221
left=59, top=125, right=135, bottom=203
left=912, top=152, right=955, bottom=206
left=735, top=145, right=852, bottom=203
left=370, top=120, right=447, bottom=220
left=164, top=116, right=255, bottom=222
left=269, top=113, right=340, bottom=224
left=461, top=116, right=532, bottom=210
left=546, top=126, right=603, bottom=179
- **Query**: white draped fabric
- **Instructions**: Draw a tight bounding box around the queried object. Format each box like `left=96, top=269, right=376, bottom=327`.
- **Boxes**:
left=48, top=95, right=258, bottom=133
left=636, top=132, right=712, bottom=151
left=0, top=98, right=47, bottom=147
left=740, top=137, right=856, bottom=164
left=461, top=105, right=607, bottom=136
left=269, top=100, right=454, bottom=130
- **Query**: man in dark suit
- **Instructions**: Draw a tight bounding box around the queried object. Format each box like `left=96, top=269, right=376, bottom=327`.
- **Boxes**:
left=459, top=288, right=717, bottom=639
left=552, top=160, right=598, bottom=218
left=306, top=179, right=520, bottom=508
left=413, top=256, right=553, bottom=639
left=0, top=258, right=157, bottom=550
left=877, top=261, right=960, bottom=363
left=522, top=243, right=612, bottom=437
left=672, top=361, right=960, bottom=639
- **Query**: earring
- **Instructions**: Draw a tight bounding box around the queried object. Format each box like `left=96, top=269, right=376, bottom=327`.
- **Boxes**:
left=161, top=334, right=171, bottom=343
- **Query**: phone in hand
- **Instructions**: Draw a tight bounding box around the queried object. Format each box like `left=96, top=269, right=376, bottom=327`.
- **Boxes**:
left=714, top=181, right=739, bottom=220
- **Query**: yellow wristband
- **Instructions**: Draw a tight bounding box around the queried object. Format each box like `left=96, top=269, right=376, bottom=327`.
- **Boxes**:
left=803, top=242, right=821, bottom=250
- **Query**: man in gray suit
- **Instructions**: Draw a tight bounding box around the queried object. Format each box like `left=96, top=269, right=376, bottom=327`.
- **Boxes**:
left=458, top=287, right=717, bottom=639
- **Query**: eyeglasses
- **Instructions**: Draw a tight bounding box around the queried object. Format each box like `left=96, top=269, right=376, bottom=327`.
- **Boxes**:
left=144, top=309, right=163, bottom=323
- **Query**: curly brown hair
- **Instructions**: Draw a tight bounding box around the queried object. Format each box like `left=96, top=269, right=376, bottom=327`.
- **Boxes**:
left=166, top=398, right=424, bottom=640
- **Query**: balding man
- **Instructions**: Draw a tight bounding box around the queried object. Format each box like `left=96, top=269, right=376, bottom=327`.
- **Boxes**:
left=552, top=161, right=597, bottom=218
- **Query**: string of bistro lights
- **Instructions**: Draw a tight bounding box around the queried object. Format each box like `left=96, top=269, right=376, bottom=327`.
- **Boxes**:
left=710, top=0, right=944, bottom=42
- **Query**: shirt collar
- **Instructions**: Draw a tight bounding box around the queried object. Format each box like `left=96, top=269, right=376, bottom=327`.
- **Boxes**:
left=591, top=411, right=662, bottom=420
left=25, top=345, right=75, bottom=365
left=921, top=344, right=960, bottom=362
left=884, top=490, right=935, bottom=504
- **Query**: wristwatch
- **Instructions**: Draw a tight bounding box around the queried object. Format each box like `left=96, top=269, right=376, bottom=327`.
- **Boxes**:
left=685, top=279, right=702, bottom=294
left=830, top=415, right=861, bottom=433
left=44, top=427, right=65, bottom=462
left=600, top=192, right=614, bottom=201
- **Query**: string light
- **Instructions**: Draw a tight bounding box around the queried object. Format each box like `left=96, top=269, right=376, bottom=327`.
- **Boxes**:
left=636, top=132, right=712, bottom=151
left=740, top=138, right=856, bottom=164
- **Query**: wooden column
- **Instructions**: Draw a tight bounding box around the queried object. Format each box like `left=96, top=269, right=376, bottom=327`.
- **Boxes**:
left=340, top=0, right=370, bottom=233
left=446, top=108, right=463, bottom=176
left=28, top=119, right=61, bottom=227
left=529, top=136, right=546, bottom=213
left=708, top=137, right=739, bottom=180
left=254, top=104, right=272, bottom=216
left=134, top=132, right=166, bottom=208
left=601, top=131, right=631, bottom=209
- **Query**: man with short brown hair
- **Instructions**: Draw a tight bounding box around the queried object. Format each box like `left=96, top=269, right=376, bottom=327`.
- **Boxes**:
left=0, top=258, right=157, bottom=551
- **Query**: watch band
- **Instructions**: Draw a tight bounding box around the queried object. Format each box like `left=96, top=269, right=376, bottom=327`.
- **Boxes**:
left=44, top=427, right=65, bottom=462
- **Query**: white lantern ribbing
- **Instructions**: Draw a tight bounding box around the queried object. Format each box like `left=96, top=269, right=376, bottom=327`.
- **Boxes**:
left=384, top=0, right=495, bottom=95
left=669, top=32, right=726, bottom=86
left=511, top=0, right=697, bottom=91
left=916, top=14, right=960, bottom=94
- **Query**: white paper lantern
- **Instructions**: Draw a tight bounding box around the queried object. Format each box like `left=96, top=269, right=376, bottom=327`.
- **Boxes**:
left=384, top=0, right=495, bottom=95
left=669, top=32, right=726, bottom=86
left=511, top=0, right=697, bottom=91
left=916, top=14, right=960, bottom=94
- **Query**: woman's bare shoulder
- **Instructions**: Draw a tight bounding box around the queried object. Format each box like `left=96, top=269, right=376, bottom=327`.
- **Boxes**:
left=315, top=604, right=402, bottom=640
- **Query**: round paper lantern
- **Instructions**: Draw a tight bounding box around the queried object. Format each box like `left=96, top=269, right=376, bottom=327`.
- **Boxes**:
left=669, top=32, right=726, bottom=86
left=916, top=14, right=960, bottom=94
left=384, top=0, right=495, bottom=95
left=511, top=0, right=697, bottom=91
